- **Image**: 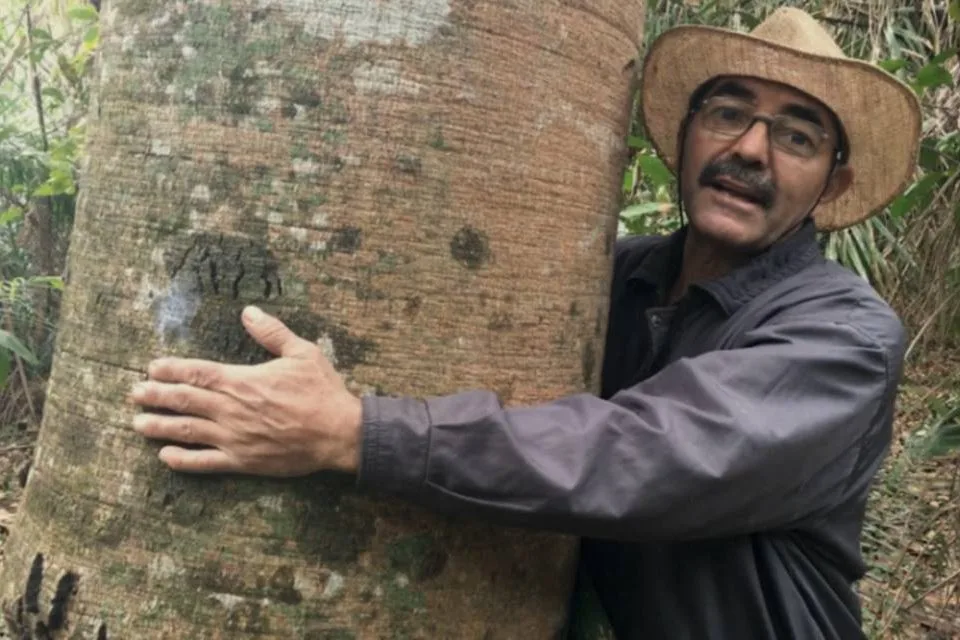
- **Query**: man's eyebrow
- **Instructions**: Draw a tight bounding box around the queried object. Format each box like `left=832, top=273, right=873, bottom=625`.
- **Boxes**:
left=710, top=81, right=755, bottom=101
left=709, top=80, right=829, bottom=130
left=782, top=103, right=825, bottom=128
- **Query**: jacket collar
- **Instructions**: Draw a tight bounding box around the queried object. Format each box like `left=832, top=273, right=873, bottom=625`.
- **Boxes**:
left=626, top=218, right=823, bottom=315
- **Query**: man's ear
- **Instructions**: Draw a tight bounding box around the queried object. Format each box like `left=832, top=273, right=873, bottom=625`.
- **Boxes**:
left=819, top=165, right=853, bottom=205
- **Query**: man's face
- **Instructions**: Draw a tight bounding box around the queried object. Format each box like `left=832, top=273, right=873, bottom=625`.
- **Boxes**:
left=680, top=76, right=853, bottom=252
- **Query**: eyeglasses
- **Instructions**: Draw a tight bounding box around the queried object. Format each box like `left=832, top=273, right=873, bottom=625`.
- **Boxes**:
left=695, top=96, right=830, bottom=159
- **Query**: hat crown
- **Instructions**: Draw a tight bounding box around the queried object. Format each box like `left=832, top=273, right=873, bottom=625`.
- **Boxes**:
left=750, top=7, right=846, bottom=59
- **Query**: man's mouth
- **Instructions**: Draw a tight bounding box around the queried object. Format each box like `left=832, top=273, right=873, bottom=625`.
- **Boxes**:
left=706, top=176, right=768, bottom=208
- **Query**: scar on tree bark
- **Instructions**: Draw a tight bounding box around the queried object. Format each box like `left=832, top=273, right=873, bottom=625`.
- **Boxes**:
left=2, top=553, right=107, bottom=640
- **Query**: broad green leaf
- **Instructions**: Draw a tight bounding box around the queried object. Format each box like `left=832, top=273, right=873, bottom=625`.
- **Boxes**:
left=918, top=137, right=943, bottom=171
left=0, top=329, right=39, bottom=366
left=738, top=12, right=761, bottom=30
left=0, top=206, right=24, bottom=225
left=0, top=350, right=10, bottom=389
left=889, top=172, right=945, bottom=219
left=626, top=135, right=650, bottom=151
left=636, top=154, right=674, bottom=190
left=951, top=0, right=960, bottom=23
left=42, top=87, right=65, bottom=104
left=914, top=63, right=953, bottom=91
left=83, top=25, right=100, bottom=48
left=29, top=28, right=53, bottom=42
left=68, top=5, right=99, bottom=22
left=620, top=202, right=674, bottom=220
left=888, top=194, right=911, bottom=220
left=29, top=276, right=64, bottom=290
left=930, top=48, right=958, bottom=65
left=877, top=58, right=906, bottom=73
left=925, top=423, right=960, bottom=457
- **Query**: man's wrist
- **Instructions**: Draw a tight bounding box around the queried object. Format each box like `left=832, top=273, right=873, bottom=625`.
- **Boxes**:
left=355, top=395, right=431, bottom=494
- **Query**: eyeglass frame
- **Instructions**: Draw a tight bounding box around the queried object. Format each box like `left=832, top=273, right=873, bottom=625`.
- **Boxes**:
left=690, top=95, right=844, bottom=163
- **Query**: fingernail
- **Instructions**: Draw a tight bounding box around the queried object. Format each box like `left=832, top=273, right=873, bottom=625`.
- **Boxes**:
left=244, top=306, right=264, bottom=322
left=130, top=382, right=147, bottom=398
left=132, top=414, right=147, bottom=431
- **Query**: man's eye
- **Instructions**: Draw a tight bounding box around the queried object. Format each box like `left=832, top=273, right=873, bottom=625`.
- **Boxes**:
left=784, top=128, right=814, bottom=149
left=717, top=107, right=744, bottom=121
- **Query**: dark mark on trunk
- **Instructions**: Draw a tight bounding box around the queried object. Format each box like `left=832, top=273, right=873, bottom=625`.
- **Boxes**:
left=450, top=226, right=490, bottom=270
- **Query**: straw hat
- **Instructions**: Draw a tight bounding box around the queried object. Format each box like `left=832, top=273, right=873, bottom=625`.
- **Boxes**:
left=640, top=7, right=922, bottom=231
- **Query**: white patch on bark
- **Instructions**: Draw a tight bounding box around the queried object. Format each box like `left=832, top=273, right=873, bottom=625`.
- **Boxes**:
left=315, top=334, right=337, bottom=367
left=311, top=212, right=329, bottom=227
left=254, top=0, right=451, bottom=46
left=293, top=569, right=321, bottom=600
left=254, top=61, right=284, bottom=78
left=150, top=11, right=173, bottom=28
left=149, top=554, right=185, bottom=580
left=132, top=274, right=160, bottom=312
left=191, top=185, right=210, bottom=201
left=291, top=158, right=319, bottom=176
left=256, top=495, right=284, bottom=513
left=267, top=211, right=284, bottom=224
left=395, top=573, right=410, bottom=588
left=181, top=45, right=197, bottom=59
left=153, top=277, right=201, bottom=343
left=535, top=101, right=623, bottom=159
left=149, top=140, right=171, bottom=156
left=578, top=225, right=602, bottom=252
left=210, top=593, right=246, bottom=611
left=289, top=227, right=308, bottom=241
left=352, top=61, right=422, bottom=96
left=258, top=95, right=282, bottom=113
left=321, top=571, right=345, bottom=599
left=115, top=470, right=137, bottom=502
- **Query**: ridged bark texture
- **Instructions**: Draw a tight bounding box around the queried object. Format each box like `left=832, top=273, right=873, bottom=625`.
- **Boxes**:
left=1, top=1, right=644, bottom=638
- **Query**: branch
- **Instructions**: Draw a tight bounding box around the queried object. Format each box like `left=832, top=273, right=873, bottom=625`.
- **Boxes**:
left=25, top=4, right=50, bottom=153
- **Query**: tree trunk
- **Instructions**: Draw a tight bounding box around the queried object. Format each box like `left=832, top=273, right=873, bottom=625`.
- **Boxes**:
left=1, top=1, right=644, bottom=637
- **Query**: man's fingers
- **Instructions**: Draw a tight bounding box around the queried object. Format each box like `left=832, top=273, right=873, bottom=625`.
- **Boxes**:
left=129, top=381, right=224, bottom=419
left=133, top=413, right=226, bottom=447
left=158, top=446, right=236, bottom=474
left=147, top=357, right=226, bottom=389
left=242, top=306, right=312, bottom=358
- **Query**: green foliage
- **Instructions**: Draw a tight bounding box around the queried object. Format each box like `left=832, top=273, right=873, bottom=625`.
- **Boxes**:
left=0, top=0, right=99, bottom=393
left=920, top=397, right=960, bottom=457
left=619, top=133, right=680, bottom=236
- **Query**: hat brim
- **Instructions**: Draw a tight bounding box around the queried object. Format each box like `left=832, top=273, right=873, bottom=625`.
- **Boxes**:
left=641, top=25, right=922, bottom=231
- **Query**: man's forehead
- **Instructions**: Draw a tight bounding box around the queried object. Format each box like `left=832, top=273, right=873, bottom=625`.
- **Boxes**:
left=705, top=76, right=821, bottom=107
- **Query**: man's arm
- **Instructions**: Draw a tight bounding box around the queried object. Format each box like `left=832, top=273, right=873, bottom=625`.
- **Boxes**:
left=358, top=310, right=903, bottom=542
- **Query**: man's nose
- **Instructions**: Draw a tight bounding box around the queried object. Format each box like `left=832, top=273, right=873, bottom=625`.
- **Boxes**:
left=728, top=119, right=772, bottom=166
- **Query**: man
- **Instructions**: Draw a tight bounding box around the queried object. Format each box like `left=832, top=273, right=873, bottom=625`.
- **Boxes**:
left=129, top=8, right=921, bottom=639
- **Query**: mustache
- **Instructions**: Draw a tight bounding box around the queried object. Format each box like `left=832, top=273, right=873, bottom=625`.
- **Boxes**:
left=698, top=158, right=776, bottom=210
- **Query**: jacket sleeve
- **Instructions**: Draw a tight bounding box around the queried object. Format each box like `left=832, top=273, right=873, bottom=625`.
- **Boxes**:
left=356, top=312, right=903, bottom=542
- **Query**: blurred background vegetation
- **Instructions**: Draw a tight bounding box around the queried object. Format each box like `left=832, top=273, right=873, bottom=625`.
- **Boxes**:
left=0, top=0, right=958, bottom=637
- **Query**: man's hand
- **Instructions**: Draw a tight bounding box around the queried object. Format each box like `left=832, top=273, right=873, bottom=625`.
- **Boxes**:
left=128, top=306, right=362, bottom=477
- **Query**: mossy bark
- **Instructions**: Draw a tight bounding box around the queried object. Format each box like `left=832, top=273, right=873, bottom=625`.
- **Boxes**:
left=0, top=1, right=645, bottom=637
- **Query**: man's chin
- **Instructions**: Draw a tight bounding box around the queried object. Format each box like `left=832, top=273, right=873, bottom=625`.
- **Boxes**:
left=688, top=207, right=769, bottom=253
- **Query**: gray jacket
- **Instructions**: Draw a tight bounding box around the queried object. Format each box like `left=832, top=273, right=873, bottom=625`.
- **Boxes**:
left=358, top=220, right=905, bottom=639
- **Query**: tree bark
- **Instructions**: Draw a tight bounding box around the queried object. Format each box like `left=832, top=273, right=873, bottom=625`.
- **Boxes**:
left=1, top=1, right=644, bottom=637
